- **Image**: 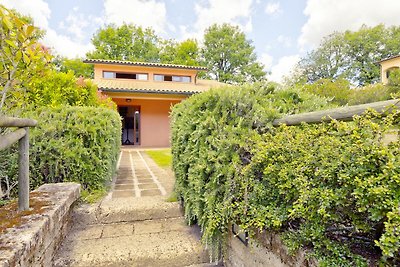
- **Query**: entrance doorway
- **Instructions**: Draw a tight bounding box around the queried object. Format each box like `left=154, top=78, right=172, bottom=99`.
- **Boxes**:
left=118, top=106, right=141, bottom=145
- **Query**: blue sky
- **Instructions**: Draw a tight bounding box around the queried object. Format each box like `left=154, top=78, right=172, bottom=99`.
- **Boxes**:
left=1, top=0, right=400, bottom=82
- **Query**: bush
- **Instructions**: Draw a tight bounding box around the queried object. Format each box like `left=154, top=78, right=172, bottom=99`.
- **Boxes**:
left=0, top=106, right=121, bottom=192
left=171, top=83, right=400, bottom=265
left=171, top=83, right=329, bottom=257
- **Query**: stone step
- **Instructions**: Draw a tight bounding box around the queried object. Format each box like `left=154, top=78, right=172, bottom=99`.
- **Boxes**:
left=97, top=196, right=183, bottom=224
left=53, top=218, right=210, bottom=267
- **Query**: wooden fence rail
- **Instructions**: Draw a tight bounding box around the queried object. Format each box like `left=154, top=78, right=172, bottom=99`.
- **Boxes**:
left=272, top=99, right=400, bottom=126
left=0, top=116, right=37, bottom=211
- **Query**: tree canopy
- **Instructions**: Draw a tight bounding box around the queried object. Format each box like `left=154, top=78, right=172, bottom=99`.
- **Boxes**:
left=86, top=24, right=161, bottom=62
left=202, top=23, right=266, bottom=84
left=85, top=23, right=265, bottom=84
left=294, top=24, right=400, bottom=86
left=54, top=57, right=94, bottom=78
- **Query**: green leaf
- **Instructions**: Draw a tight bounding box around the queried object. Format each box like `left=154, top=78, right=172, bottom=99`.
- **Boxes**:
left=5, top=39, right=17, bottom=48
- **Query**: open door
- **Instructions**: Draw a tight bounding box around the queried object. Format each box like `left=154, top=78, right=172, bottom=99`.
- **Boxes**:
left=118, top=106, right=140, bottom=145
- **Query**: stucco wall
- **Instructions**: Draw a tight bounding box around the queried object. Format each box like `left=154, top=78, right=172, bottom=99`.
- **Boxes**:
left=94, top=64, right=198, bottom=84
left=380, top=57, right=400, bottom=84
left=113, top=98, right=181, bottom=147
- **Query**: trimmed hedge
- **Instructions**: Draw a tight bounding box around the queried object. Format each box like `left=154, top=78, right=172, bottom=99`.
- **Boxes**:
left=171, top=83, right=400, bottom=266
left=0, top=106, right=121, bottom=192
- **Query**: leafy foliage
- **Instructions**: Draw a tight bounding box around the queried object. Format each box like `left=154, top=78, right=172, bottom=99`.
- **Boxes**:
left=294, top=24, right=400, bottom=86
left=171, top=83, right=328, bottom=258
left=171, top=83, right=400, bottom=265
left=87, top=24, right=161, bottom=62
left=0, top=106, right=121, bottom=192
left=297, top=78, right=400, bottom=106
left=202, top=24, right=266, bottom=84
left=160, top=39, right=202, bottom=66
left=54, top=56, right=94, bottom=78
left=0, top=5, right=51, bottom=112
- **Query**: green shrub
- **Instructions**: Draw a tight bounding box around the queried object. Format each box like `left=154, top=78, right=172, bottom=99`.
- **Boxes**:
left=347, top=83, right=391, bottom=105
left=0, top=106, right=121, bottom=192
left=171, top=83, right=400, bottom=265
left=298, top=78, right=351, bottom=106
left=171, top=83, right=329, bottom=258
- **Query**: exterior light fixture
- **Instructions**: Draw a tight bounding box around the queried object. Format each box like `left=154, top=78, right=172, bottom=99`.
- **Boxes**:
left=126, top=99, right=132, bottom=102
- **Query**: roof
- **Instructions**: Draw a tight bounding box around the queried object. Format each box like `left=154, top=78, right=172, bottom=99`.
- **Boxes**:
left=94, top=78, right=226, bottom=95
left=378, top=55, right=400, bottom=64
left=84, top=59, right=208, bottom=71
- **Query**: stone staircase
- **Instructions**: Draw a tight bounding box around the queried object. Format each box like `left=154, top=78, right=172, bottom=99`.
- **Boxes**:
left=53, top=149, right=216, bottom=267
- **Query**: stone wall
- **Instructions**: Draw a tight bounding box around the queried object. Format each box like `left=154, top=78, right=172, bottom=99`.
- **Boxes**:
left=0, top=183, right=80, bottom=267
left=225, top=227, right=317, bottom=267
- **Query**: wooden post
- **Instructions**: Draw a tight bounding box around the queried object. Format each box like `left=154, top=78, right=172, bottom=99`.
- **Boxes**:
left=18, top=127, right=29, bottom=211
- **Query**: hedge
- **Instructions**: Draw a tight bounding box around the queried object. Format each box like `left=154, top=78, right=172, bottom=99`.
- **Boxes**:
left=171, top=83, right=400, bottom=266
left=0, top=106, right=121, bottom=193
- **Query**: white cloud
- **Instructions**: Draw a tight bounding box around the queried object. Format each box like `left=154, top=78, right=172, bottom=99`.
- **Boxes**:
left=59, top=8, right=103, bottom=43
left=260, top=53, right=273, bottom=71
left=185, top=0, right=253, bottom=39
left=265, top=1, right=281, bottom=15
left=103, top=0, right=167, bottom=33
left=277, top=35, right=292, bottom=47
left=0, top=0, right=94, bottom=58
left=44, top=29, right=94, bottom=58
left=0, top=0, right=50, bottom=29
left=299, top=0, right=400, bottom=48
left=268, top=55, right=300, bottom=83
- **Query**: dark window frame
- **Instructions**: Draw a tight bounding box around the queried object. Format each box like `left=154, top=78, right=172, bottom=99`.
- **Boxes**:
left=102, top=71, right=148, bottom=80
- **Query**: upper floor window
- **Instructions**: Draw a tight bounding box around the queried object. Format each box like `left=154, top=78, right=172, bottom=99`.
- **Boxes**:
left=102, top=71, right=148, bottom=80
left=154, top=74, right=191, bottom=83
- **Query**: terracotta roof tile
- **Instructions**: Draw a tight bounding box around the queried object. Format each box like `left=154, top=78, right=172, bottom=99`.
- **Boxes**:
left=84, top=59, right=208, bottom=71
left=94, top=78, right=226, bottom=95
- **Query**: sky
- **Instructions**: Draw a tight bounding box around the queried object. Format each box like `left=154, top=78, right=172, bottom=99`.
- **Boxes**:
left=1, top=0, right=400, bottom=82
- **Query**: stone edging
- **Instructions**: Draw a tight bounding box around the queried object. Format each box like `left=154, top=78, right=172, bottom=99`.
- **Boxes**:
left=0, top=183, right=80, bottom=267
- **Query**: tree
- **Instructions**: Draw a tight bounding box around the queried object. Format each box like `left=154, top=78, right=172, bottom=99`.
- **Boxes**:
left=0, top=5, right=51, bottom=112
left=294, top=24, right=400, bottom=86
left=86, top=24, right=161, bottom=62
left=160, top=39, right=202, bottom=66
left=202, top=23, right=266, bottom=84
left=54, top=56, right=94, bottom=78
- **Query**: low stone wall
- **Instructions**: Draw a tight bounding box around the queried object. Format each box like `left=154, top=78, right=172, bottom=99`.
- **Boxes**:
left=0, top=183, right=80, bottom=267
left=225, top=228, right=317, bottom=267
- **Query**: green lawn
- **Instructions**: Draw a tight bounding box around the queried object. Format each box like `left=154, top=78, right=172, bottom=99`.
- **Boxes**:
left=145, top=149, right=172, bottom=168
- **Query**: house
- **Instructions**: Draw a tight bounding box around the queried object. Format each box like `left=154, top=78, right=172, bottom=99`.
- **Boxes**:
left=379, top=55, right=400, bottom=84
left=84, top=59, right=225, bottom=147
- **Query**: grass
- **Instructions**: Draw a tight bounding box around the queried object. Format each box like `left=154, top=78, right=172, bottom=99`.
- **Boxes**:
left=80, top=188, right=108, bottom=203
left=145, top=149, right=172, bottom=168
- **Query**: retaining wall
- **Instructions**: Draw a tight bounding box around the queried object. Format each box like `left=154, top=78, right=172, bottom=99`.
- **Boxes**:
left=225, top=228, right=317, bottom=267
left=0, top=183, right=80, bottom=267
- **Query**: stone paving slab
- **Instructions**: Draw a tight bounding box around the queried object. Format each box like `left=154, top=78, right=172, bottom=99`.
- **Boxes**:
left=54, top=219, right=208, bottom=267
left=53, top=149, right=212, bottom=267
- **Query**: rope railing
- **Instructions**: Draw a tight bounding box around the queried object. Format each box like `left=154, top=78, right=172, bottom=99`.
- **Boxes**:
left=0, top=116, right=37, bottom=211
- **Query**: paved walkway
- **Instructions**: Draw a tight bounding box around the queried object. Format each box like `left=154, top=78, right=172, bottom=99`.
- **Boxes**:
left=112, top=149, right=167, bottom=198
left=53, top=149, right=212, bottom=267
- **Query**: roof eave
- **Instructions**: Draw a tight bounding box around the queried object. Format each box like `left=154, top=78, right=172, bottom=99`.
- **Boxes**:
left=83, top=59, right=208, bottom=71
left=99, top=87, right=198, bottom=95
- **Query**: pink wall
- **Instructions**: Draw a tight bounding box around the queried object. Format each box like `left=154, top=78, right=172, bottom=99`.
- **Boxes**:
left=113, top=98, right=181, bottom=147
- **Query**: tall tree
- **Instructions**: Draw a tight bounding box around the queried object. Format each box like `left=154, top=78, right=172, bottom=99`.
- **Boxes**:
left=53, top=56, right=94, bottom=78
left=294, top=24, right=400, bottom=86
left=160, top=39, right=202, bottom=66
left=86, top=24, right=161, bottom=62
left=202, top=23, right=266, bottom=84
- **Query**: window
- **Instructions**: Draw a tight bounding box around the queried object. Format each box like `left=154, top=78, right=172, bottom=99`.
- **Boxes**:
left=103, top=71, right=115, bottom=79
left=154, top=74, right=191, bottom=83
left=102, top=71, right=148, bottom=80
